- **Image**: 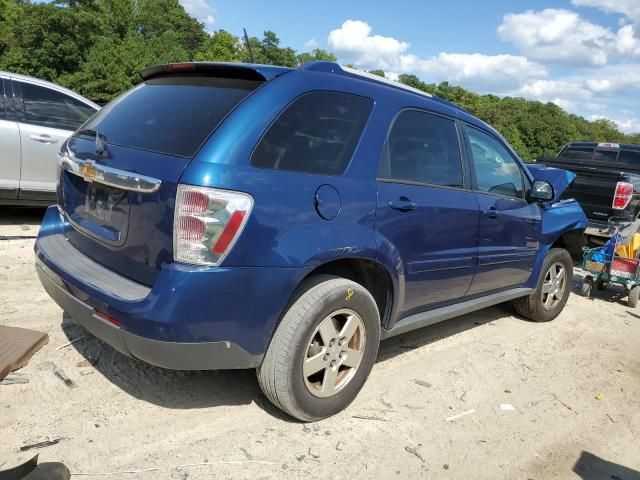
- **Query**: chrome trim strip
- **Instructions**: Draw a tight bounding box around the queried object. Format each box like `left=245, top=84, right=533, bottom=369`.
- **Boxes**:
left=58, top=150, right=161, bottom=193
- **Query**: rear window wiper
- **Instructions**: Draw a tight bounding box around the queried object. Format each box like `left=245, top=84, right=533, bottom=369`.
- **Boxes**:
left=75, top=128, right=107, bottom=141
left=75, top=129, right=108, bottom=156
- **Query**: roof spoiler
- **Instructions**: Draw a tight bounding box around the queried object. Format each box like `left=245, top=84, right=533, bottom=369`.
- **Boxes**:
left=139, top=62, right=292, bottom=82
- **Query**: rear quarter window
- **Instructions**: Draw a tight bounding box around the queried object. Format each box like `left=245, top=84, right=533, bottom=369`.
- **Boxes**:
left=251, top=91, right=373, bottom=176
left=618, top=149, right=640, bottom=166
left=79, top=76, right=262, bottom=158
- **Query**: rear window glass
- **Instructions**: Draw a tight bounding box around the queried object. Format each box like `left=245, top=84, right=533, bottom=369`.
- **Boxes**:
left=79, top=76, right=262, bottom=158
left=251, top=91, right=373, bottom=176
left=592, top=149, right=619, bottom=162
left=558, top=146, right=594, bottom=162
left=619, top=149, right=640, bottom=165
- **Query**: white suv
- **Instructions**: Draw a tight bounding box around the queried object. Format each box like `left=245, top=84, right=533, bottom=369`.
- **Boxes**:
left=0, top=71, right=99, bottom=205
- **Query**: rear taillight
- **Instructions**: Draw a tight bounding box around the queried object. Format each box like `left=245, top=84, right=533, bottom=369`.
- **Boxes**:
left=96, top=311, right=120, bottom=327
left=612, top=182, right=634, bottom=210
left=174, top=185, right=253, bottom=266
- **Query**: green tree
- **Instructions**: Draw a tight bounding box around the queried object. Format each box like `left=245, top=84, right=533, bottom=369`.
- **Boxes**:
left=135, top=0, right=206, bottom=57
left=195, top=30, right=242, bottom=62
left=260, top=31, right=297, bottom=67
left=368, top=69, right=385, bottom=77
left=62, top=31, right=188, bottom=102
left=297, top=48, right=336, bottom=65
left=0, top=0, right=638, bottom=148
left=0, top=1, right=105, bottom=81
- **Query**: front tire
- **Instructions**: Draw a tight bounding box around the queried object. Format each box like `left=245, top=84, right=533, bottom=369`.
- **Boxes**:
left=257, top=275, right=380, bottom=422
left=513, top=248, right=573, bottom=322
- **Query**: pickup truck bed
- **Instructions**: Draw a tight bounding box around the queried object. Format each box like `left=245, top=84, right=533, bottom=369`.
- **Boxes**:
left=538, top=142, right=640, bottom=239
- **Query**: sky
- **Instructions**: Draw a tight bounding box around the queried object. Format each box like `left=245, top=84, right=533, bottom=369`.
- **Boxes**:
left=180, top=0, right=640, bottom=134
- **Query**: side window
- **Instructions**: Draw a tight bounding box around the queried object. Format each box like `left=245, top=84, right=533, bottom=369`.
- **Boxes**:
left=466, top=126, right=524, bottom=199
left=17, top=81, right=95, bottom=131
left=379, top=110, right=463, bottom=187
left=251, top=91, right=372, bottom=176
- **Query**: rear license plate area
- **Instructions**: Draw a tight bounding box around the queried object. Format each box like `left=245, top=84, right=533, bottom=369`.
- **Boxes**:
left=64, top=173, right=130, bottom=245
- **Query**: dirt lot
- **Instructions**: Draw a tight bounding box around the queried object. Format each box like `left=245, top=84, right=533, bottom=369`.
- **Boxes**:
left=1, top=207, right=639, bottom=479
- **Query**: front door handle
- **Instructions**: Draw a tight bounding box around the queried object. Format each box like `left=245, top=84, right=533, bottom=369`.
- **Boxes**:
left=483, top=207, right=500, bottom=218
left=389, top=198, right=417, bottom=211
left=30, top=134, right=58, bottom=144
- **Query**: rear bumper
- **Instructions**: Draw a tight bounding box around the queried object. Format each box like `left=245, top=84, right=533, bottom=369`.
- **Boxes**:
left=585, top=220, right=612, bottom=238
left=36, top=258, right=261, bottom=369
left=34, top=206, right=306, bottom=369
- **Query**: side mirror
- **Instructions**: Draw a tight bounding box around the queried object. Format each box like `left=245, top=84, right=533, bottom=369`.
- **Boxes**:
left=529, top=180, right=554, bottom=202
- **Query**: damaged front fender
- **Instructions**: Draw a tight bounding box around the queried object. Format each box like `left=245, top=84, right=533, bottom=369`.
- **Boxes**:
left=526, top=197, right=587, bottom=289
left=540, top=198, right=587, bottom=246
left=527, top=163, right=576, bottom=202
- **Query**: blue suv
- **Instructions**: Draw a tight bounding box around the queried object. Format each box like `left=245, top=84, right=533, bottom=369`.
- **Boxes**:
left=35, top=62, right=587, bottom=421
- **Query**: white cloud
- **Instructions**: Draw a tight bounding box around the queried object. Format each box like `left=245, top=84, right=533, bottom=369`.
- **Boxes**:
left=498, top=8, right=640, bottom=66
left=616, top=25, right=640, bottom=55
left=328, top=20, right=410, bottom=71
left=180, top=0, right=215, bottom=25
left=589, top=114, right=640, bottom=134
left=327, top=20, right=547, bottom=91
left=572, top=0, right=640, bottom=24
left=498, top=9, right=617, bottom=66
left=508, top=65, right=640, bottom=118
left=584, top=65, right=640, bottom=93
left=547, top=98, right=575, bottom=110
left=304, top=38, right=319, bottom=50
left=414, top=53, right=547, bottom=90
left=513, top=79, right=592, bottom=99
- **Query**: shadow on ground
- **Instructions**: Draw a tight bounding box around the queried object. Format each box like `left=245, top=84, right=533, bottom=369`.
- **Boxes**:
left=62, top=302, right=527, bottom=420
left=0, top=206, right=46, bottom=226
left=573, top=269, right=633, bottom=307
left=56, top=263, right=628, bottom=420
left=573, top=451, right=640, bottom=480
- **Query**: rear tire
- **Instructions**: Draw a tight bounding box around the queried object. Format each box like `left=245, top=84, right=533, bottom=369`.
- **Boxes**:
left=596, top=278, right=608, bottom=290
left=628, top=286, right=640, bottom=308
left=257, top=275, right=380, bottom=422
left=513, top=248, right=573, bottom=322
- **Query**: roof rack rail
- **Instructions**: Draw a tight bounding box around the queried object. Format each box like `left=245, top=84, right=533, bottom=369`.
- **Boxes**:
left=300, top=61, right=433, bottom=100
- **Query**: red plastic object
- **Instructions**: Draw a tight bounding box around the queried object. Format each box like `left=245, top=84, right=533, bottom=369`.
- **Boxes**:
left=611, top=257, right=639, bottom=274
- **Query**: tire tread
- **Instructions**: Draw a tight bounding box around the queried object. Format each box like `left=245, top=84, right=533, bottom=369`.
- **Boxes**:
left=257, top=275, right=374, bottom=421
left=513, top=248, right=573, bottom=322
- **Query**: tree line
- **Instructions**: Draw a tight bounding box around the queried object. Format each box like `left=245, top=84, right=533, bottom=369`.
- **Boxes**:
left=1, top=0, right=638, bottom=160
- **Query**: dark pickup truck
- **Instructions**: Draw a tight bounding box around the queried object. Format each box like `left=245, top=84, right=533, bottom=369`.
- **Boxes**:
left=538, top=142, right=640, bottom=240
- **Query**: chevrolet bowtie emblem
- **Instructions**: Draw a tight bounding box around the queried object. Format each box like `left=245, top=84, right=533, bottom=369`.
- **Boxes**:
left=80, top=162, right=98, bottom=182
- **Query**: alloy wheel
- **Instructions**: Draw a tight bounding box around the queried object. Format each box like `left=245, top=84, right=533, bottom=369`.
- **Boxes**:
left=541, top=261, right=567, bottom=310
left=303, top=309, right=366, bottom=398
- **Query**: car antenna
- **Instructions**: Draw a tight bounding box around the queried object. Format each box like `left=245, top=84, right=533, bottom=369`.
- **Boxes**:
left=243, top=28, right=255, bottom=63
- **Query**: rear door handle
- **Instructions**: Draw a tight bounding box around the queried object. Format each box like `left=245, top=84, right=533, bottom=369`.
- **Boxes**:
left=389, top=199, right=417, bottom=211
left=30, top=134, right=58, bottom=144
left=483, top=207, right=500, bottom=218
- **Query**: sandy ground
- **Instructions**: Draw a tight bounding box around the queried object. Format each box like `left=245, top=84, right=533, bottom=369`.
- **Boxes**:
left=0, top=206, right=639, bottom=480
